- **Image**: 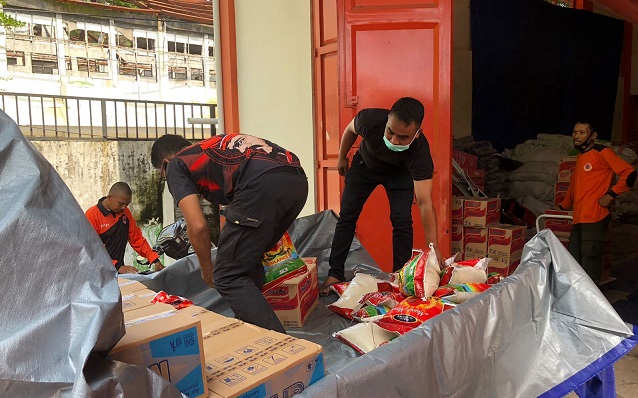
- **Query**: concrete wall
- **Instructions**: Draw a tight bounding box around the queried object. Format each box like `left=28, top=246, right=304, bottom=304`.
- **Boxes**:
left=453, top=0, right=472, bottom=139
left=30, top=140, right=160, bottom=217
left=233, top=0, right=316, bottom=216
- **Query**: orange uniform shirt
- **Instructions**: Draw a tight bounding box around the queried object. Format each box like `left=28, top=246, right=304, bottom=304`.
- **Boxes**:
left=85, top=198, right=160, bottom=269
left=562, top=145, right=636, bottom=224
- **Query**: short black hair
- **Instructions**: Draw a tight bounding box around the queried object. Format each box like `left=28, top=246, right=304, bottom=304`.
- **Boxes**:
left=109, top=182, right=132, bottom=196
left=574, top=119, right=595, bottom=134
left=389, top=97, right=424, bottom=127
left=151, top=134, right=192, bottom=168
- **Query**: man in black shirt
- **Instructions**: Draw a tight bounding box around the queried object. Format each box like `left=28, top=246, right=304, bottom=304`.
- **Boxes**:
left=151, top=134, right=307, bottom=333
left=322, top=97, right=442, bottom=294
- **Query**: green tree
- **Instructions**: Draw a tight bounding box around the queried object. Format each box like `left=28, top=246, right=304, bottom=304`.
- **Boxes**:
left=0, top=0, right=25, bottom=28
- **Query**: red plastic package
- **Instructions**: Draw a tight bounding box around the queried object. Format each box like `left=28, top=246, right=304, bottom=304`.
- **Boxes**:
left=150, top=291, right=194, bottom=310
left=375, top=297, right=447, bottom=335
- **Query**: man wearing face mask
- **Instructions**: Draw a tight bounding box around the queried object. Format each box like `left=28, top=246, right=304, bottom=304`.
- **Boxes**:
left=321, top=97, right=442, bottom=294
left=560, top=121, right=636, bottom=285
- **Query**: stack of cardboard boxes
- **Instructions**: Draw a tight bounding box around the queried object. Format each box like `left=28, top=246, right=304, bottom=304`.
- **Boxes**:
left=112, top=263, right=324, bottom=398
left=452, top=196, right=528, bottom=277
left=554, top=156, right=576, bottom=207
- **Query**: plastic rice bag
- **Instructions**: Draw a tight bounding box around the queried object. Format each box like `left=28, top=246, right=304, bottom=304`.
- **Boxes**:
left=334, top=322, right=400, bottom=355
left=327, top=273, right=381, bottom=320
left=376, top=297, right=448, bottom=335
left=439, top=257, right=490, bottom=286
left=433, top=283, right=492, bottom=304
left=352, top=291, right=407, bottom=322
left=261, top=232, right=307, bottom=291
left=393, top=244, right=441, bottom=298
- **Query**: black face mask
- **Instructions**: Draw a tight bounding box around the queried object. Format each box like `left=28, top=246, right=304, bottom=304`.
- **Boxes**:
left=574, top=134, right=594, bottom=152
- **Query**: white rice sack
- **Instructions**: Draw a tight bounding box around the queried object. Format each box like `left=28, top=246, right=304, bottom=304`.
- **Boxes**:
left=334, top=322, right=399, bottom=355
left=508, top=161, right=558, bottom=185
left=327, top=273, right=381, bottom=319
left=510, top=181, right=554, bottom=202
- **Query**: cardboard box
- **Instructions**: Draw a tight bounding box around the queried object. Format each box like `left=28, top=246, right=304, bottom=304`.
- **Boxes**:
left=452, top=197, right=465, bottom=225
left=558, top=156, right=577, bottom=182
left=451, top=224, right=464, bottom=258
left=204, top=322, right=324, bottom=398
left=463, top=197, right=501, bottom=228
left=453, top=150, right=478, bottom=169
left=464, top=227, right=489, bottom=259
left=488, top=224, right=527, bottom=258
left=121, top=292, right=155, bottom=313
left=488, top=251, right=522, bottom=277
left=554, top=182, right=570, bottom=207
left=542, top=209, right=573, bottom=237
left=111, top=303, right=207, bottom=398
left=179, top=305, right=228, bottom=328
left=117, top=279, right=148, bottom=295
left=263, top=259, right=319, bottom=328
left=464, top=168, right=486, bottom=185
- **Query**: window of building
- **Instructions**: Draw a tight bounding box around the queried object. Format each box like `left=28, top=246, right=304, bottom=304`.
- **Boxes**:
left=31, top=54, right=58, bottom=74
left=208, top=46, right=214, bottom=57
left=6, top=51, right=25, bottom=66
left=168, top=41, right=186, bottom=53
left=119, top=62, right=154, bottom=78
left=77, top=58, right=108, bottom=73
left=136, top=37, right=155, bottom=50
left=188, top=44, right=202, bottom=55
left=169, top=66, right=187, bottom=80
left=118, top=34, right=133, bottom=48
left=191, top=68, right=204, bottom=81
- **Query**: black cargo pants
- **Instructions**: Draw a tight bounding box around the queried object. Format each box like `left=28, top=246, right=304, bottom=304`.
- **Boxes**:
left=214, top=166, right=308, bottom=333
left=567, top=215, right=610, bottom=286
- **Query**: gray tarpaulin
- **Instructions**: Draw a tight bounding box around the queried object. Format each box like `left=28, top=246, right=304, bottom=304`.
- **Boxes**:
left=0, top=110, right=183, bottom=397
left=2, top=107, right=635, bottom=397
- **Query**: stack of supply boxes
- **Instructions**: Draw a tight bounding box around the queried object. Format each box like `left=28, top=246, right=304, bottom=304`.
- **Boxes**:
left=487, top=224, right=527, bottom=277
left=554, top=156, right=576, bottom=207
left=113, top=270, right=324, bottom=398
left=453, top=196, right=528, bottom=277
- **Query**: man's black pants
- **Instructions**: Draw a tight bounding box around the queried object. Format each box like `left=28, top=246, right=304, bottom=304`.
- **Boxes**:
left=328, top=154, right=414, bottom=281
left=567, top=215, right=610, bottom=285
left=214, top=167, right=308, bottom=333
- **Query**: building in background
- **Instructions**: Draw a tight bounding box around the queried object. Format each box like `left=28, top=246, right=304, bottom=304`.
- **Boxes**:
left=0, top=0, right=216, bottom=103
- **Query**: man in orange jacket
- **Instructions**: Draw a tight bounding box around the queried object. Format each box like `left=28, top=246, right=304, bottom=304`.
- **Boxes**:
left=86, top=182, right=164, bottom=274
left=560, top=121, right=636, bottom=284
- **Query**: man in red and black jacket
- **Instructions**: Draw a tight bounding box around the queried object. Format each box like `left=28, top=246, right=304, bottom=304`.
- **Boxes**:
left=86, top=182, right=164, bottom=274
left=151, top=134, right=308, bottom=333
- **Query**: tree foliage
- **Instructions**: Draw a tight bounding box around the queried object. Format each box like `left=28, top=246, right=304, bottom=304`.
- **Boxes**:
left=0, top=0, right=26, bottom=28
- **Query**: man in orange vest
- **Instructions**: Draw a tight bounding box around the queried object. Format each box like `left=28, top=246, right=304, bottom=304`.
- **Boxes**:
left=86, top=182, right=164, bottom=274
left=560, top=121, right=636, bottom=284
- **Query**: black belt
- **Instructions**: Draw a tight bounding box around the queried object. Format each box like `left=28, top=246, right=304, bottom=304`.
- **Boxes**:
left=263, top=166, right=304, bottom=176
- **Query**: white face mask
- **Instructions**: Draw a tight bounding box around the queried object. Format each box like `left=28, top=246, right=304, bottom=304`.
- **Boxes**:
left=383, top=129, right=420, bottom=152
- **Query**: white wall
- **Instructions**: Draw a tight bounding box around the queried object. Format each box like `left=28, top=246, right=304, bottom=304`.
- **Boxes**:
left=233, top=0, right=316, bottom=216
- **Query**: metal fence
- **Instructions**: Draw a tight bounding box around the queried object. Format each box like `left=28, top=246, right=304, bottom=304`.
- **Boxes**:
left=0, top=92, right=217, bottom=140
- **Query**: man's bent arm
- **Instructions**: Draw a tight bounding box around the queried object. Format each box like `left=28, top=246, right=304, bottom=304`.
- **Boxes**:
left=414, top=178, right=443, bottom=264
left=178, top=194, right=214, bottom=287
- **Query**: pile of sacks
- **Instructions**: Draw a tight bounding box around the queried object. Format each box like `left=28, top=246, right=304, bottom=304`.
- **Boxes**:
left=326, top=245, right=503, bottom=354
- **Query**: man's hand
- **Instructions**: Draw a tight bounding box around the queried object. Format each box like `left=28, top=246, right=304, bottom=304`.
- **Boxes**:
left=118, top=265, right=138, bottom=274
left=152, top=261, right=165, bottom=272
left=598, top=194, right=615, bottom=208
left=201, top=268, right=215, bottom=289
left=337, top=157, right=349, bottom=176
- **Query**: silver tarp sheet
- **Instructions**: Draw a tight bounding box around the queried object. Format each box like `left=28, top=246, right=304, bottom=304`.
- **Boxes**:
left=2, top=108, right=635, bottom=397
left=0, top=110, right=183, bottom=397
